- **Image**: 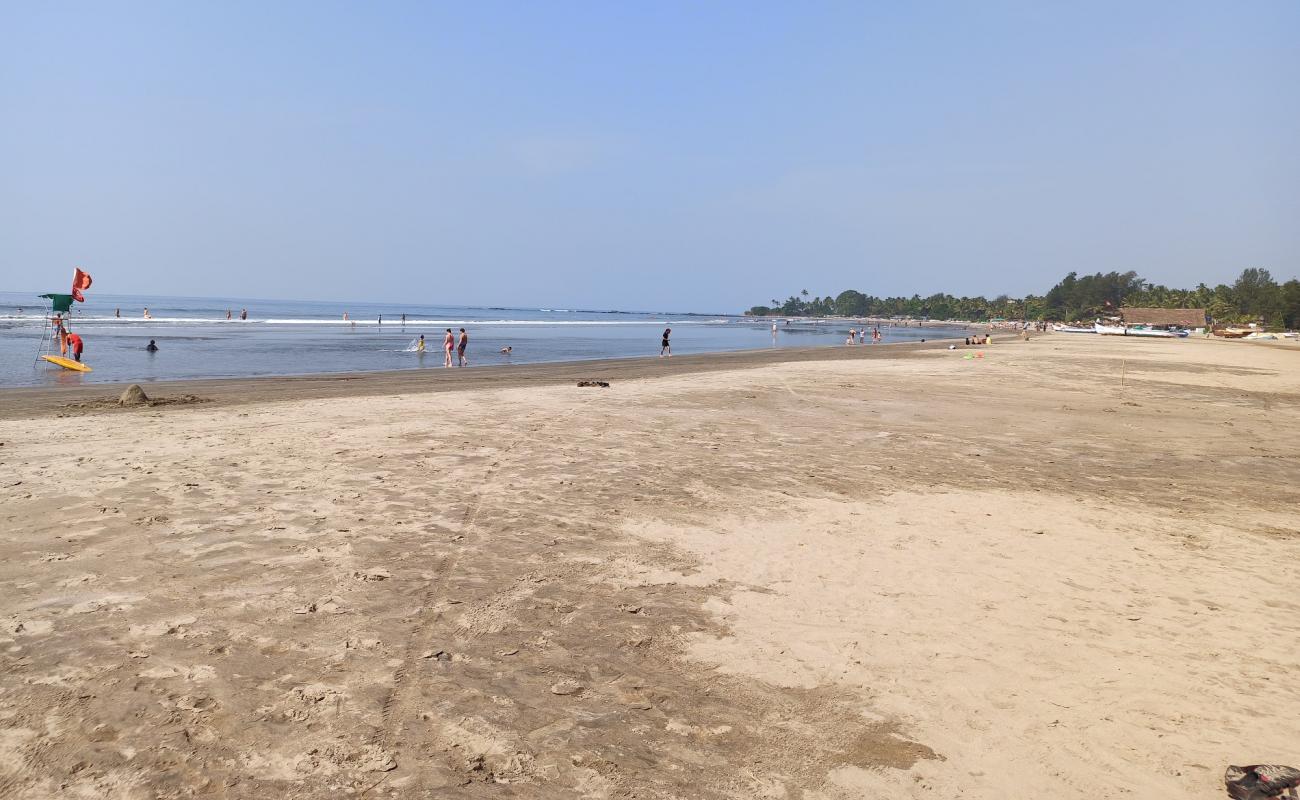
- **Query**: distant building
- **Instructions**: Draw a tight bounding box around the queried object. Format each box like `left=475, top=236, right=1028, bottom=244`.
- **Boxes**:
left=1120, top=307, right=1208, bottom=327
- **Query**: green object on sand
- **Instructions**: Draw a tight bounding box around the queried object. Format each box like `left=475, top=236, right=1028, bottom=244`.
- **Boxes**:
left=39, top=293, right=74, bottom=313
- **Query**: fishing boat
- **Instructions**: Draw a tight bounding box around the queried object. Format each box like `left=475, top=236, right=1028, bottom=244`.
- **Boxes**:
left=1126, top=326, right=1178, bottom=338
left=1052, top=324, right=1095, bottom=334
left=1094, top=323, right=1128, bottom=335
left=1214, top=327, right=1252, bottom=338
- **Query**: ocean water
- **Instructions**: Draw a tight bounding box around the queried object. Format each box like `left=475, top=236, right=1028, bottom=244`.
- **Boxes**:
left=0, top=292, right=963, bottom=387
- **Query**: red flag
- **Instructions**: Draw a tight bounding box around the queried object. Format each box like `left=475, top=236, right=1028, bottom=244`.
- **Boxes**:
left=71, top=267, right=93, bottom=302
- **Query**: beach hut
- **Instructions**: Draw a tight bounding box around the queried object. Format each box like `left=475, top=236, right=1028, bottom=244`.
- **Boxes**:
left=1119, top=307, right=1207, bottom=329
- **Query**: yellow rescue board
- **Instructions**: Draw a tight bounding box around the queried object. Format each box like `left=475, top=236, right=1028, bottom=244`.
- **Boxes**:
left=40, top=355, right=93, bottom=373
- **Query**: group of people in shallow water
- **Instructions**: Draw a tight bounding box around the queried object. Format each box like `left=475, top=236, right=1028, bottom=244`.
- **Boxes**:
left=845, top=327, right=883, bottom=345
left=46, top=311, right=684, bottom=369
left=112, top=307, right=248, bottom=320
left=413, top=328, right=472, bottom=367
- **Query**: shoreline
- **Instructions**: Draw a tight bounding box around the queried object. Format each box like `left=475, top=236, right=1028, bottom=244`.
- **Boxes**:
left=0, top=335, right=976, bottom=420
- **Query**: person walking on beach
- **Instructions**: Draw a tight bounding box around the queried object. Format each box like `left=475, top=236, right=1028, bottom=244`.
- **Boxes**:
left=660, top=327, right=672, bottom=357
left=457, top=328, right=469, bottom=366
left=443, top=328, right=455, bottom=368
left=378, top=314, right=383, bottom=326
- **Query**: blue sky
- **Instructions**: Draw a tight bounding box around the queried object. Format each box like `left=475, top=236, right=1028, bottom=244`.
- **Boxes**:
left=2, top=1, right=1297, bottom=312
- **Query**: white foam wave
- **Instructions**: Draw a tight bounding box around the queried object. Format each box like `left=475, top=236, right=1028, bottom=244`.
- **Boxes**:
left=0, top=316, right=735, bottom=326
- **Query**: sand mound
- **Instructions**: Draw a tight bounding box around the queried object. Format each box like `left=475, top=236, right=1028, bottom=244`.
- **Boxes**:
left=119, top=384, right=150, bottom=406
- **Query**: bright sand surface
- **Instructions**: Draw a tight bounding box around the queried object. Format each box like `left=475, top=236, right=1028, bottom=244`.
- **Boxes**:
left=1, top=335, right=1298, bottom=798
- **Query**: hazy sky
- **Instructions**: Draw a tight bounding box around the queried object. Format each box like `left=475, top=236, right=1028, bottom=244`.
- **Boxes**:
left=3, top=2, right=1297, bottom=312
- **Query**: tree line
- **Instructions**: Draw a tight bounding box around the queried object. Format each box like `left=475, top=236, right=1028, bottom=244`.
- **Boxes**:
left=745, top=268, right=1300, bottom=328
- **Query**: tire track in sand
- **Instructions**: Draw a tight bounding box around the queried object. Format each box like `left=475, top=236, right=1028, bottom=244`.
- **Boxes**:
left=370, top=400, right=591, bottom=785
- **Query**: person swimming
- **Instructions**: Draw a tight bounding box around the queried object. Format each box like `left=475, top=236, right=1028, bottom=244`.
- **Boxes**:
left=146, top=339, right=159, bottom=352
left=500, top=345, right=512, bottom=355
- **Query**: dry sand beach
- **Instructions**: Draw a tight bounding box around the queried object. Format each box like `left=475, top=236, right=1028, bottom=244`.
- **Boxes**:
left=1, top=335, right=1298, bottom=799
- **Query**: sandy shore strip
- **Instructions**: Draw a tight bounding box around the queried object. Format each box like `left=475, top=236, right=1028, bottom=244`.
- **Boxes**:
left=1, top=334, right=1298, bottom=798
left=0, top=338, right=966, bottom=421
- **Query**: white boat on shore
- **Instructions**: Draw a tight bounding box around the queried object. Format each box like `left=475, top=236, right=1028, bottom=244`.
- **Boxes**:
left=1053, top=325, right=1095, bottom=334
left=1128, top=326, right=1177, bottom=338
left=1093, top=323, right=1177, bottom=337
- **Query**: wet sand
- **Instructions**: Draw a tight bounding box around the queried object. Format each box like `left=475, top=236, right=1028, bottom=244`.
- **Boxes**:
left=1, top=334, right=1298, bottom=799
left=0, top=338, right=955, bottom=421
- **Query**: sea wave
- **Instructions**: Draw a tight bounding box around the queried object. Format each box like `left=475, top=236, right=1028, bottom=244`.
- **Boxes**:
left=0, top=315, right=740, bottom=326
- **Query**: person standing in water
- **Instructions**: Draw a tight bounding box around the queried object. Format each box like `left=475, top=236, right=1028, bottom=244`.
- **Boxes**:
left=143, top=307, right=152, bottom=319
left=240, top=308, right=247, bottom=320
left=65, top=332, right=84, bottom=362
left=401, top=313, right=406, bottom=325
left=443, top=328, right=455, bottom=368
left=115, top=308, right=120, bottom=318
left=457, top=328, right=469, bottom=366
left=660, top=327, right=672, bottom=357
left=146, top=339, right=159, bottom=352
left=378, top=314, right=383, bottom=326
left=417, top=334, right=425, bottom=353
left=226, top=309, right=232, bottom=320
